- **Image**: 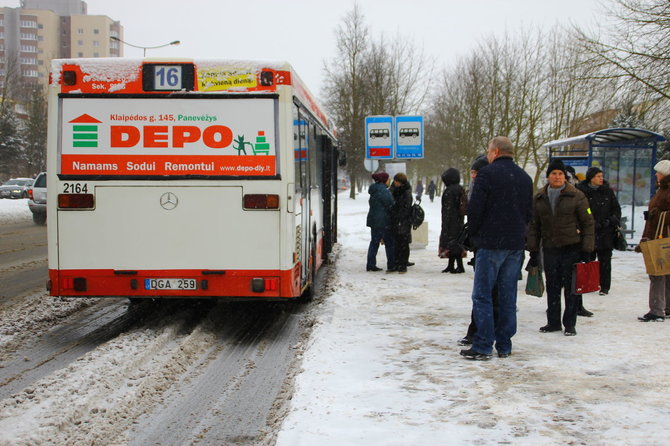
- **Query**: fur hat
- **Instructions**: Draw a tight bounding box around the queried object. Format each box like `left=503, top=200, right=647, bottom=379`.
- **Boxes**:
left=585, top=166, right=602, bottom=183
left=655, top=160, right=670, bottom=177
left=371, top=172, right=389, bottom=184
left=546, top=159, right=567, bottom=178
left=393, top=172, right=408, bottom=185
left=470, top=155, right=489, bottom=172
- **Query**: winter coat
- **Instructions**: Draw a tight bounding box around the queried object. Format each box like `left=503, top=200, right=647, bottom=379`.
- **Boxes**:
left=439, top=168, right=465, bottom=254
left=467, top=156, right=533, bottom=250
left=391, top=182, right=413, bottom=236
left=575, top=179, right=622, bottom=250
left=366, top=182, right=394, bottom=229
left=641, top=175, right=670, bottom=241
left=527, top=182, right=595, bottom=252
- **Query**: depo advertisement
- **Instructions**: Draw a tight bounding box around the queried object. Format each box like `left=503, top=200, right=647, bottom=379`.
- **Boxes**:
left=59, top=98, right=277, bottom=176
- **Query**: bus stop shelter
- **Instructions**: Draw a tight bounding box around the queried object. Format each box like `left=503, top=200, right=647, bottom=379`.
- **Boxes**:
left=542, top=128, right=667, bottom=241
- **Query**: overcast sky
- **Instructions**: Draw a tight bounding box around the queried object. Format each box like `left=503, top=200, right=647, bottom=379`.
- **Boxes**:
left=23, top=0, right=606, bottom=98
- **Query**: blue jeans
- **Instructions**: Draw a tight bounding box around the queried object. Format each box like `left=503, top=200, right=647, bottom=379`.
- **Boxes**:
left=471, top=249, right=523, bottom=355
left=367, top=227, right=396, bottom=269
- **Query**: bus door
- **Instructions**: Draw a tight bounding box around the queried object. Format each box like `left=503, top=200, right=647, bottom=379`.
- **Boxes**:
left=294, top=112, right=311, bottom=286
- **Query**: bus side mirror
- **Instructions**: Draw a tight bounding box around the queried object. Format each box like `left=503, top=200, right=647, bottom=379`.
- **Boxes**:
left=338, top=151, right=347, bottom=167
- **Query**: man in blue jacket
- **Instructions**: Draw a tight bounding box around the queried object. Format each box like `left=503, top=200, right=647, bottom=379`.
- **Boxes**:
left=461, top=136, right=533, bottom=360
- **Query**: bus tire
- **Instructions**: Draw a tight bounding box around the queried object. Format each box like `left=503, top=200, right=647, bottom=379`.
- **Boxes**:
left=300, top=239, right=318, bottom=301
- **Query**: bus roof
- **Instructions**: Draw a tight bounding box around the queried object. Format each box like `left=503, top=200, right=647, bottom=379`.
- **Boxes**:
left=51, top=58, right=336, bottom=137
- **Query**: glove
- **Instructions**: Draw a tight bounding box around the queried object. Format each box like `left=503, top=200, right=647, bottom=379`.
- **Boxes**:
left=525, top=251, right=539, bottom=271
left=635, top=237, right=649, bottom=253
left=580, top=251, right=592, bottom=262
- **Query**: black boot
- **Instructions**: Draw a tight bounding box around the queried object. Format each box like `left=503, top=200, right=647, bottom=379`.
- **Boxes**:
left=442, top=258, right=454, bottom=273
left=451, top=256, right=465, bottom=274
left=576, top=295, right=593, bottom=317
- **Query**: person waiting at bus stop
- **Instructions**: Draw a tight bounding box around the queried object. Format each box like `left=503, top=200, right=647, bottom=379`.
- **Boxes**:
left=366, top=172, right=395, bottom=272
left=460, top=136, right=533, bottom=360
left=527, top=159, right=594, bottom=336
left=390, top=172, right=413, bottom=273
left=576, top=167, right=622, bottom=301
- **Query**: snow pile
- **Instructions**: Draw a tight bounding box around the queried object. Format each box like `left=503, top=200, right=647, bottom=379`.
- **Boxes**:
left=0, top=199, right=32, bottom=224
left=276, top=190, right=669, bottom=445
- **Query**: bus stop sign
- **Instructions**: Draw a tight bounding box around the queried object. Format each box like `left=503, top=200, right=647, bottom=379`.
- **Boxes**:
left=395, top=115, right=424, bottom=159
left=365, top=116, right=394, bottom=159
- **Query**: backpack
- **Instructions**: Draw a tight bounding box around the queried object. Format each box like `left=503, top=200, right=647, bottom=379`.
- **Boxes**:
left=410, top=200, right=425, bottom=230
left=459, top=188, right=468, bottom=217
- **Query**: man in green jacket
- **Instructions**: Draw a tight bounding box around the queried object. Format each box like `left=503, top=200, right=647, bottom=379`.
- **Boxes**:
left=527, top=159, right=595, bottom=336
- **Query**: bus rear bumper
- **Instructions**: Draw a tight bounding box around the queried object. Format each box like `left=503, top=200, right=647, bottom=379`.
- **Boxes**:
left=48, top=266, right=302, bottom=299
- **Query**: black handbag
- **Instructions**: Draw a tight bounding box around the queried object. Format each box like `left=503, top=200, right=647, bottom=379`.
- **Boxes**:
left=456, top=223, right=472, bottom=251
left=614, top=227, right=628, bottom=251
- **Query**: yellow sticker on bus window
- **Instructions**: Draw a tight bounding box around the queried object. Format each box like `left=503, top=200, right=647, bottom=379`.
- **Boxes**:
left=198, top=69, right=257, bottom=91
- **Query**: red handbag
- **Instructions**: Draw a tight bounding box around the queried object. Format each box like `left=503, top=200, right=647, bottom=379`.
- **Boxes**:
left=572, top=261, right=600, bottom=294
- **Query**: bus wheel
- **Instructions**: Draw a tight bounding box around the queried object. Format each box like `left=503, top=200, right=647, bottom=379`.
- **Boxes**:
left=300, top=242, right=318, bottom=301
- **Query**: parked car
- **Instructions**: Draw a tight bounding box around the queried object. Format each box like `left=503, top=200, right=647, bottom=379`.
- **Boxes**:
left=28, top=172, right=47, bottom=225
left=0, top=177, right=33, bottom=199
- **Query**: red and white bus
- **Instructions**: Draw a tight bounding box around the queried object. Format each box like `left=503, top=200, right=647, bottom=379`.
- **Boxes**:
left=46, top=58, right=338, bottom=300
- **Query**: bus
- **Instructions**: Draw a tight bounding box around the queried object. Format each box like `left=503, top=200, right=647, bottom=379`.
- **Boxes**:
left=46, top=58, right=338, bottom=300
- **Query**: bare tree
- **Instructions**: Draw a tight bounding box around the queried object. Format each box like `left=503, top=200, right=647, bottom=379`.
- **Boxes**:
left=323, top=4, right=369, bottom=198
left=323, top=4, right=433, bottom=197
left=576, top=0, right=670, bottom=100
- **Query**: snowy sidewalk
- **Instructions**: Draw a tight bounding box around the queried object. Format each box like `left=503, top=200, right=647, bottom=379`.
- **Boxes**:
left=277, top=191, right=669, bottom=446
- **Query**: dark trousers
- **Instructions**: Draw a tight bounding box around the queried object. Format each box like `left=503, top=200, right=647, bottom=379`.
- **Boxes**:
left=367, top=227, right=396, bottom=269
left=543, top=248, right=580, bottom=329
left=589, top=249, right=612, bottom=292
left=394, top=232, right=411, bottom=268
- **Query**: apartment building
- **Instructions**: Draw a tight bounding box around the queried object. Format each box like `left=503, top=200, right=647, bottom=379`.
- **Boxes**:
left=0, top=0, right=122, bottom=89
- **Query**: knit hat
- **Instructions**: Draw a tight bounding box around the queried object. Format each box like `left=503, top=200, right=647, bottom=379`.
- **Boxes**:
left=470, top=155, right=489, bottom=172
left=393, top=172, right=408, bottom=184
left=371, top=172, right=389, bottom=184
left=585, top=166, right=602, bottom=183
left=654, top=160, right=670, bottom=176
left=546, top=159, right=567, bottom=178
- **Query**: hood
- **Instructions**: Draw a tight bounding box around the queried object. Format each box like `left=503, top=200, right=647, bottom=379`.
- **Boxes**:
left=441, top=168, right=460, bottom=186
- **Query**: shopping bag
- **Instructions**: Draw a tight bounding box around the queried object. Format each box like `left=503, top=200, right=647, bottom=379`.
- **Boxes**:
left=640, top=239, right=670, bottom=275
left=640, top=211, right=670, bottom=276
left=572, top=261, right=600, bottom=294
left=525, top=266, right=545, bottom=297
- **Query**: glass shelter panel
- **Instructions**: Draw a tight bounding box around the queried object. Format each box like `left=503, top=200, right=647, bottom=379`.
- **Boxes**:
left=591, top=147, right=653, bottom=238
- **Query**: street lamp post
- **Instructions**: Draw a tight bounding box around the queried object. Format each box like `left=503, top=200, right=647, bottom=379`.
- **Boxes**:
left=110, top=36, right=180, bottom=57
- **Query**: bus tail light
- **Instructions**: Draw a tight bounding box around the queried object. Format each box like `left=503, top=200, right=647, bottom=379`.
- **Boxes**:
left=243, top=194, right=279, bottom=209
left=58, top=193, right=95, bottom=209
left=251, top=277, right=279, bottom=293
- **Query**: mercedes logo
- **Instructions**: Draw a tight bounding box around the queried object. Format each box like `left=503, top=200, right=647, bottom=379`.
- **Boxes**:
left=160, top=192, right=178, bottom=210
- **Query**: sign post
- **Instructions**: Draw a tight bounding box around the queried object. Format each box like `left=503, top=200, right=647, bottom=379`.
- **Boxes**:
left=395, top=115, right=424, bottom=159
left=365, top=116, right=394, bottom=159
